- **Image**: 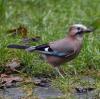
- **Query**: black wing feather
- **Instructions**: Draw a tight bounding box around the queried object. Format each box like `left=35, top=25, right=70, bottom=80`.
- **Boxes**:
left=7, top=44, right=68, bottom=57
left=7, top=44, right=30, bottom=49
left=35, top=44, right=53, bottom=52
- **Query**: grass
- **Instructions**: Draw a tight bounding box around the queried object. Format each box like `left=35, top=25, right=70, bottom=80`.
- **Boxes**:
left=0, top=0, right=100, bottom=97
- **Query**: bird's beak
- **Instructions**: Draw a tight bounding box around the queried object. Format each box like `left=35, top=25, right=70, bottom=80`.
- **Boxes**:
left=84, top=28, right=93, bottom=33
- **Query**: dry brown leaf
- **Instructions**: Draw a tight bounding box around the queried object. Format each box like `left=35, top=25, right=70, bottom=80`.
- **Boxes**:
left=22, top=36, right=41, bottom=43
left=0, top=74, right=23, bottom=88
left=7, top=25, right=27, bottom=38
left=6, top=58, right=22, bottom=72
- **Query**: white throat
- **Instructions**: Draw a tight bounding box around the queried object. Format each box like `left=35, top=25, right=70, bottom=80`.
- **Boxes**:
left=76, top=35, right=83, bottom=41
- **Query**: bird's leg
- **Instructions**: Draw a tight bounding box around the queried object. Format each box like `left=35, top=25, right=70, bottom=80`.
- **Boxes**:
left=58, top=66, right=66, bottom=75
left=54, top=67, right=64, bottom=78
left=73, top=67, right=77, bottom=75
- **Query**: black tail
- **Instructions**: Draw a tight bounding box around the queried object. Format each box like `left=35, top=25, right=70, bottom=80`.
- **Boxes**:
left=7, top=44, right=30, bottom=49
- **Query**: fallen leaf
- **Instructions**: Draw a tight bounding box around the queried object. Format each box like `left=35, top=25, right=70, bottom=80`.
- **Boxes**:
left=0, top=74, right=8, bottom=78
left=22, top=36, right=41, bottom=44
left=75, top=87, right=95, bottom=93
left=0, top=74, right=23, bottom=88
left=32, top=77, right=51, bottom=87
left=5, top=58, right=23, bottom=72
left=7, top=25, right=27, bottom=38
left=31, top=36, right=41, bottom=42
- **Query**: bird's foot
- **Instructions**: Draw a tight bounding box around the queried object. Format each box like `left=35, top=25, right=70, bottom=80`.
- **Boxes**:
left=54, top=67, right=65, bottom=78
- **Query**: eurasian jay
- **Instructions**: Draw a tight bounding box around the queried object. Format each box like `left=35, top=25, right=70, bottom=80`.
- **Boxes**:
left=7, top=24, right=93, bottom=78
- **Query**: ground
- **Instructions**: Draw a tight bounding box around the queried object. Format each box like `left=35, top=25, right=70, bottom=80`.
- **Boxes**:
left=0, top=0, right=100, bottom=99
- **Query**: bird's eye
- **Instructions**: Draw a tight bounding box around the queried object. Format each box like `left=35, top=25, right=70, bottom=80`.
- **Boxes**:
left=77, top=27, right=81, bottom=30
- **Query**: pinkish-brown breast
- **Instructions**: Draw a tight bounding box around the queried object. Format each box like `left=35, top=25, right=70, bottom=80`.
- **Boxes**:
left=45, top=37, right=83, bottom=67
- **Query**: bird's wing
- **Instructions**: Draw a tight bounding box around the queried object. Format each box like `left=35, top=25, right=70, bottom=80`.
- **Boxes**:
left=7, top=38, right=75, bottom=57
left=49, top=38, right=75, bottom=57
left=26, top=44, right=67, bottom=57
left=7, top=44, right=66, bottom=57
left=7, top=44, right=52, bottom=51
left=26, top=42, right=75, bottom=57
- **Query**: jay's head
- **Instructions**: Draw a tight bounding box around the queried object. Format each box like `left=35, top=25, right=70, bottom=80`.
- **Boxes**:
left=68, top=24, right=93, bottom=40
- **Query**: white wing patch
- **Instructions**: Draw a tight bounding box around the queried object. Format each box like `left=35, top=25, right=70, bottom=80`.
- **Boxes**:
left=45, top=47, right=49, bottom=51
